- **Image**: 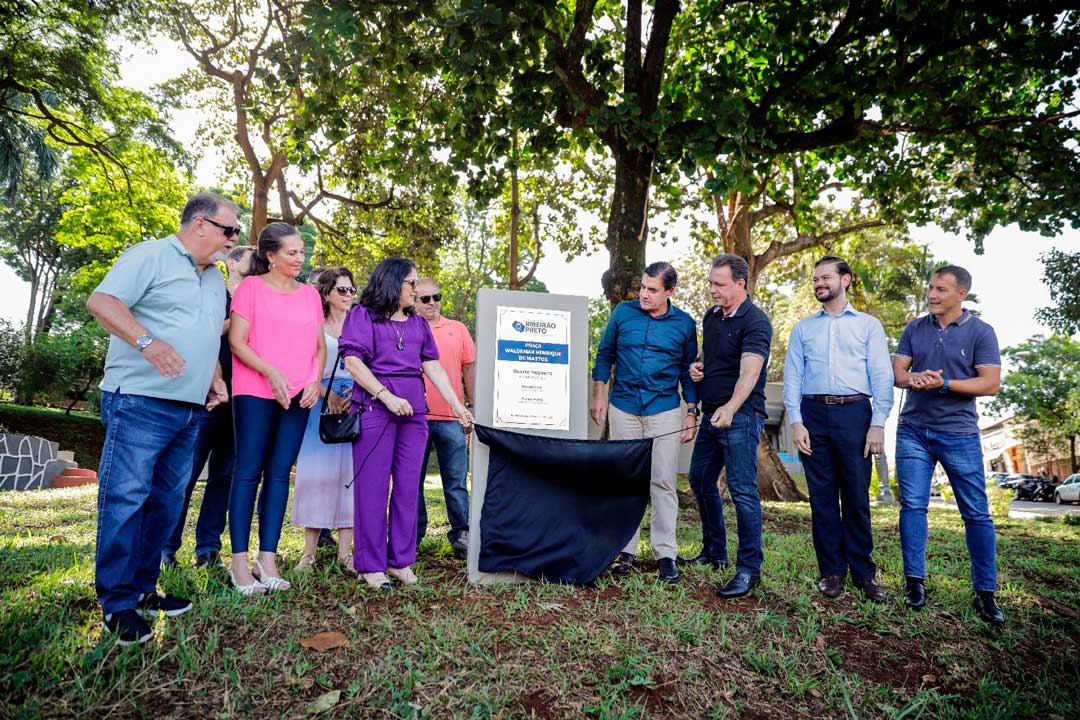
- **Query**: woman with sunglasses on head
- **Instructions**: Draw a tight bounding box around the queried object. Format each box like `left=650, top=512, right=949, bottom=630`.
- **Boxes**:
left=291, top=267, right=358, bottom=573
left=227, top=222, right=326, bottom=595
left=339, top=257, right=474, bottom=589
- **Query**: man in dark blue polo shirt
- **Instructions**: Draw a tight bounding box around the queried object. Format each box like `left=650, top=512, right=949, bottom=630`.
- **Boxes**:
left=592, top=261, right=699, bottom=584
left=892, top=265, right=1004, bottom=624
left=686, top=253, right=773, bottom=598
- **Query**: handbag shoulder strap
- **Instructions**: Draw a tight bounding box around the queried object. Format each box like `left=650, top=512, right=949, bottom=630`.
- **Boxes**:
left=321, top=310, right=376, bottom=416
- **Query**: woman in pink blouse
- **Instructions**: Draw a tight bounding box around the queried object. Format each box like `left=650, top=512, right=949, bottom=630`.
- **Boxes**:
left=227, top=222, right=325, bottom=594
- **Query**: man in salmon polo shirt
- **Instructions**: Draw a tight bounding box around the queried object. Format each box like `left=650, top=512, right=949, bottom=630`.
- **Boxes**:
left=415, top=278, right=476, bottom=559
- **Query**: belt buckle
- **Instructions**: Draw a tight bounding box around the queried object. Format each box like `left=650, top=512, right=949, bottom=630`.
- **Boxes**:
left=825, top=395, right=840, bottom=405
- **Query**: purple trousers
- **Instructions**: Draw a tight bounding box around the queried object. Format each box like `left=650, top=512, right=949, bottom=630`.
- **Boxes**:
left=351, top=407, right=429, bottom=573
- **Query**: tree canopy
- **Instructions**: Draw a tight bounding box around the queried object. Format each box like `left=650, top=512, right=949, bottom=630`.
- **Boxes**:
left=341, top=0, right=1080, bottom=303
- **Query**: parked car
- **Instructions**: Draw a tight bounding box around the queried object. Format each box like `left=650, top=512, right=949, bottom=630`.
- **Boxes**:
left=1054, top=474, right=1080, bottom=505
left=1000, top=473, right=1042, bottom=490
left=987, top=472, right=1011, bottom=487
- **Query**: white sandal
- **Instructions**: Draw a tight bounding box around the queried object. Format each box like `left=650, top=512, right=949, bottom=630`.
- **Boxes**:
left=387, top=566, right=418, bottom=585
left=361, top=572, right=391, bottom=590
left=229, top=568, right=266, bottom=596
left=337, top=554, right=357, bottom=576
left=252, top=558, right=292, bottom=592
left=294, top=554, right=317, bottom=572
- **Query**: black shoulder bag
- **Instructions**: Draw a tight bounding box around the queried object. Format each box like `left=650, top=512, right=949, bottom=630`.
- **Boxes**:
left=318, top=348, right=361, bottom=444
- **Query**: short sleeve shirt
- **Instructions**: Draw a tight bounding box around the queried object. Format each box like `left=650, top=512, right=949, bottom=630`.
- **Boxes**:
left=97, top=235, right=226, bottom=405
left=895, top=310, right=1001, bottom=433
left=698, top=300, right=773, bottom=417
left=339, top=306, right=439, bottom=408
left=423, top=317, right=476, bottom=419
left=230, top=276, right=324, bottom=399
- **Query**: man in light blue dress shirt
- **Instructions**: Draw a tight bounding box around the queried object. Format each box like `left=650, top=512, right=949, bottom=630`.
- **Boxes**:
left=783, top=256, right=893, bottom=602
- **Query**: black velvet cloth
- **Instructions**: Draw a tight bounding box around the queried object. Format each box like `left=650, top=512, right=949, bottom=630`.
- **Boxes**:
left=475, top=425, right=652, bottom=585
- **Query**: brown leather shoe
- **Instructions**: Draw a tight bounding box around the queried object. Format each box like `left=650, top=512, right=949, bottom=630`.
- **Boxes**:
left=817, top=575, right=843, bottom=598
left=855, top=578, right=887, bottom=603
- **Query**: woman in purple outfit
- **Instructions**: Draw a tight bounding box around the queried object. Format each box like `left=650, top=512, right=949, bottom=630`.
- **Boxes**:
left=339, top=258, right=473, bottom=589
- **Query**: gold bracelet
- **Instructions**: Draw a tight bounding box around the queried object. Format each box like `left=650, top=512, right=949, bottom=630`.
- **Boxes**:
left=373, top=386, right=387, bottom=400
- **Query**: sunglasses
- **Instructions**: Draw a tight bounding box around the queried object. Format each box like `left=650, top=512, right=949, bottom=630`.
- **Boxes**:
left=404, top=278, right=418, bottom=288
left=202, top=217, right=241, bottom=238
left=418, top=294, right=442, bottom=303
left=334, top=286, right=357, bottom=296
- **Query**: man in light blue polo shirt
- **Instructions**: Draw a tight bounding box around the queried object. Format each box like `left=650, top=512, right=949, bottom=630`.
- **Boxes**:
left=892, top=265, right=1004, bottom=625
left=591, top=261, right=699, bottom=584
left=87, top=192, right=237, bottom=645
left=783, top=256, right=893, bottom=603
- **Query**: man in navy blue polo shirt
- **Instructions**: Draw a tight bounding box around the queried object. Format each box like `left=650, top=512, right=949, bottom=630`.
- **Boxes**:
left=686, top=253, right=773, bottom=599
left=592, top=261, right=699, bottom=584
left=892, top=265, right=1004, bottom=624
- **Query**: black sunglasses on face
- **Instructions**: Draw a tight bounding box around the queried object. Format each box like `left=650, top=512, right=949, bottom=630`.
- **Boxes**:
left=334, top=286, right=357, bottom=296
left=418, top=294, right=442, bottom=303
left=201, top=216, right=241, bottom=238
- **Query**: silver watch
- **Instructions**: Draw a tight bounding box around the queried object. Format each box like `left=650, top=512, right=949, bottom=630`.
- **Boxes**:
left=136, top=334, right=154, bottom=352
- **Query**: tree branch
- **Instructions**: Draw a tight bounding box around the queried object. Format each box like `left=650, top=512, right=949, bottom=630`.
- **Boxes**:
left=640, top=0, right=680, bottom=117
left=756, top=218, right=887, bottom=267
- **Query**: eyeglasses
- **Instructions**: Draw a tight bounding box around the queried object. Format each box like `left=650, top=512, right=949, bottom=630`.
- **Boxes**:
left=418, top=293, right=442, bottom=303
left=404, top=278, right=418, bottom=288
left=201, top=217, right=241, bottom=238
left=334, top=286, right=357, bottom=296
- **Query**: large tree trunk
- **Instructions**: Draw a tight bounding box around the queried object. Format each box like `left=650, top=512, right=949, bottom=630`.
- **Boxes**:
left=601, top=150, right=652, bottom=305
left=250, top=174, right=271, bottom=244
left=757, top=435, right=807, bottom=502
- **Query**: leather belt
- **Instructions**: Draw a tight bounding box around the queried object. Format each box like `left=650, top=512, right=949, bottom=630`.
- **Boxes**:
left=804, top=394, right=869, bottom=405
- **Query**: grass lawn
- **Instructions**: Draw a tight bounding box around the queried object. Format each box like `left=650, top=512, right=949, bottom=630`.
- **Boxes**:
left=1, top=480, right=1079, bottom=719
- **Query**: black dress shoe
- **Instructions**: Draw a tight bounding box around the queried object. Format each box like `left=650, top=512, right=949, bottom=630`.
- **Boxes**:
left=974, top=591, right=1006, bottom=625
left=657, top=558, right=680, bottom=584
left=818, top=575, right=843, bottom=598
left=609, top=552, right=638, bottom=576
left=716, top=572, right=760, bottom=598
left=903, top=576, right=926, bottom=611
left=854, top=578, right=887, bottom=603
left=676, top=553, right=728, bottom=571
left=194, top=551, right=219, bottom=568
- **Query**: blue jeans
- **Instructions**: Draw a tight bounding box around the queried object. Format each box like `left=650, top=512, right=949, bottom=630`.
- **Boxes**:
left=687, top=411, right=766, bottom=575
left=95, top=391, right=204, bottom=614
left=895, top=422, right=997, bottom=591
left=162, top=402, right=235, bottom=560
left=417, top=420, right=470, bottom=545
left=228, top=394, right=310, bottom=554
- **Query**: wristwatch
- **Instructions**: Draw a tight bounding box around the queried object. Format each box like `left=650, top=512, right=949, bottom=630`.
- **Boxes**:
left=686, top=406, right=701, bottom=417
left=939, top=376, right=950, bottom=394
left=136, top=334, right=154, bottom=352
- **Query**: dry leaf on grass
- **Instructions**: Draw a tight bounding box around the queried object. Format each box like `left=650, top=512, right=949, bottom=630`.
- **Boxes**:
left=307, top=689, right=341, bottom=715
left=300, top=632, right=348, bottom=651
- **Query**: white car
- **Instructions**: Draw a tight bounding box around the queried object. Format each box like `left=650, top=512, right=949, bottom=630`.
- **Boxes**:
left=1054, top=474, right=1080, bottom=505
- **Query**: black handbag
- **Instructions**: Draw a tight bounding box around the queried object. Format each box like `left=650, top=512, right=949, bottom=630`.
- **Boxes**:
left=318, top=349, right=360, bottom=444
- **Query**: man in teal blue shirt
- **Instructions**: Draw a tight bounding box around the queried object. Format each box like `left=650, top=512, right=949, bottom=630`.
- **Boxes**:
left=591, top=261, right=699, bottom=583
left=87, top=192, right=236, bottom=645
